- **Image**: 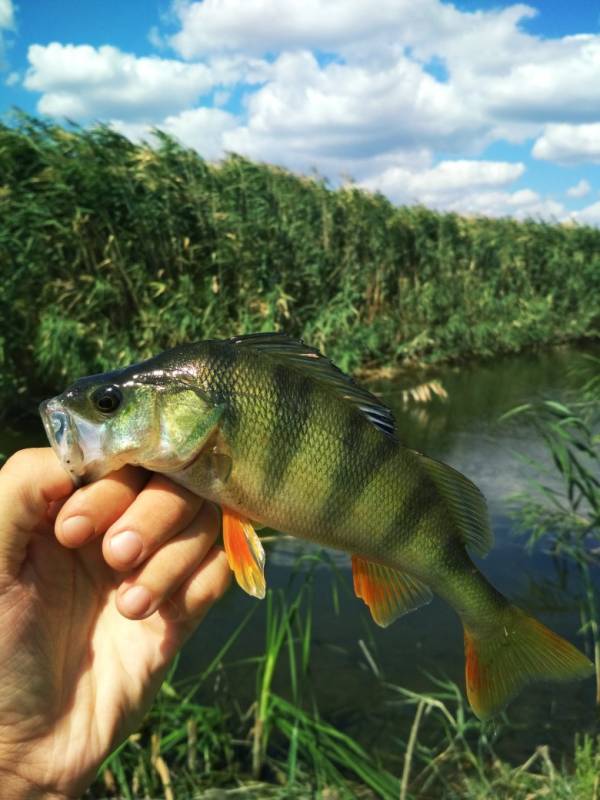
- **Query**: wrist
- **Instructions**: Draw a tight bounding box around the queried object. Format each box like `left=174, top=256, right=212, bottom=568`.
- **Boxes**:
left=0, top=767, right=72, bottom=800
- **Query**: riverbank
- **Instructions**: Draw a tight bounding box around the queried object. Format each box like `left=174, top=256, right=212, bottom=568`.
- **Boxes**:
left=1, top=115, right=599, bottom=420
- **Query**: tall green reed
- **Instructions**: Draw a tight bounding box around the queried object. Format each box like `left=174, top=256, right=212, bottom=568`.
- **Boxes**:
left=501, top=398, right=600, bottom=703
left=92, top=555, right=400, bottom=799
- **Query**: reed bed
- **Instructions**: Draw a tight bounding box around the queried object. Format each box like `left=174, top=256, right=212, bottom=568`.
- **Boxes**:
left=1, top=115, right=600, bottom=421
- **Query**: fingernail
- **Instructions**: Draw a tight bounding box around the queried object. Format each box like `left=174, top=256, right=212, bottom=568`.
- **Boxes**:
left=120, top=585, right=152, bottom=617
left=109, top=531, right=142, bottom=564
left=61, top=515, right=94, bottom=546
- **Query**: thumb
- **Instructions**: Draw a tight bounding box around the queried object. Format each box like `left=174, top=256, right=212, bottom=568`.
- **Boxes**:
left=0, top=448, right=74, bottom=577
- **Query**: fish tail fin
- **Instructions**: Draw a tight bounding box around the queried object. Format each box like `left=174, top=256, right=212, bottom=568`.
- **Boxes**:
left=463, top=605, right=594, bottom=720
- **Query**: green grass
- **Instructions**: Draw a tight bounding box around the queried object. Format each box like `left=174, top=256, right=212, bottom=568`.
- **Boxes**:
left=91, top=568, right=401, bottom=800
left=87, top=575, right=600, bottom=799
left=1, top=114, right=600, bottom=420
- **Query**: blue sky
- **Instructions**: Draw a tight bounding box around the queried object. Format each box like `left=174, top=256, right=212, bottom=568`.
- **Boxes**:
left=2, top=0, right=600, bottom=224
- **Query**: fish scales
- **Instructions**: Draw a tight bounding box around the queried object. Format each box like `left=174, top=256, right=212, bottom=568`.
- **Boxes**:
left=183, top=340, right=446, bottom=572
left=40, top=333, right=595, bottom=720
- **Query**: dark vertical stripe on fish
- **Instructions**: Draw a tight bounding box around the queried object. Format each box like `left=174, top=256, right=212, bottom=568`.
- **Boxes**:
left=319, top=423, right=396, bottom=531
left=261, top=366, right=314, bottom=503
left=214, top=341, right=241, bottom=437
left=342, top=436, right=398, bottom=523
left=381, top=475, right=441, bottom=552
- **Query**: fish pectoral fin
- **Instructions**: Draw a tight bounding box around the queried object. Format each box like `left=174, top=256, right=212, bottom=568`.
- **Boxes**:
left=210, top=451, right=233, bottom=483
left=222, top=507, right=266, bottom=599
left=352, top=555, right=433, bottom=628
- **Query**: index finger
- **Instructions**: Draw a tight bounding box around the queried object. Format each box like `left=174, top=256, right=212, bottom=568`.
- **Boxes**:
left=55, top=466, right=149, bottom=547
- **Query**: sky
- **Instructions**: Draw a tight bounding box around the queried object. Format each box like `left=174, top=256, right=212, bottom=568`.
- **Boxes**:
left=1, top=0, right=600, bottom=224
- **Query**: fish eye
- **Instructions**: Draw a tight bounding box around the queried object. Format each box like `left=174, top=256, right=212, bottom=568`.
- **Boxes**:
left=91, top=385, right=123, bottom=414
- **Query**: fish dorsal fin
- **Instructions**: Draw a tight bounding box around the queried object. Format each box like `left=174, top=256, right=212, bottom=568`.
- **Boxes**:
left=352, top=555, right=433, bottom=627
left=415, top=452, right=493, bottom=557
left=230, top=333, right=396, bottom=438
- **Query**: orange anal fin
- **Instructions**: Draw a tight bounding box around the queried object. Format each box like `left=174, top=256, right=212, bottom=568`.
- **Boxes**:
left=352, top=555, right=432, bottom=628
left=222, top=507, right=266, bottom=599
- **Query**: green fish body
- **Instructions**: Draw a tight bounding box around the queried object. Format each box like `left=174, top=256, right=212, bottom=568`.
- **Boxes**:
left=40, top=334, right=594, bottom=718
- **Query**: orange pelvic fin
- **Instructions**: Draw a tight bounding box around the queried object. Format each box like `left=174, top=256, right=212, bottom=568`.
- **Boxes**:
left=352, top=555, right=432, bottom=627
left=222, top=507, right=266, bottom=599
left=464, top=605, right=594, bottom=719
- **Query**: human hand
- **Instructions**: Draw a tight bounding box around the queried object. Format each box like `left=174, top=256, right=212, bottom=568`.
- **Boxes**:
left=0, top=448, right=230, bottom=799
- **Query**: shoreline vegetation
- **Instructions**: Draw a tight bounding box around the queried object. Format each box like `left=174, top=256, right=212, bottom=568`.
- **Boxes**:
left=1, top=115, right=599, bottom=421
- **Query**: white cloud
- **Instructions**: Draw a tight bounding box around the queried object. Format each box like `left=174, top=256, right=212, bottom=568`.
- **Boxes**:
left=157, top=107, right=238, bottom=158
left=566, top=179, right=591, bottom=199
left=453, top=35, right=600, bottom=127
left=532, top=123, right=600, bottom=164
left=362, top=159, right=525, bottom=205
left=571, top=201, right=600, bottom=226
left=222, top=49, right=484, bottom=178
left=24, top=43, right=270, bottom=121
left=170, top=0, right=420, bottom=58
left=0, top=0, right=14, bottom=29
left=0, top=0, right=14, bottom=67
left=111, top=107, right=238, bottom=160
left=24, top=43, right=216, bottom=119
left=360, top=159, right=565, bottom=221
left=25, top=3, right=600, bottom=169
left=359, top=159, right=566, bottom=222
left=169, top=0, right=534, bottom=65
left=147, top=26, right=166, bottom=50
left=170, top=1, right=600, bottom=126
left=166, top=0, right=600, bottom=172
left=444, top=189, right=565, bottom=221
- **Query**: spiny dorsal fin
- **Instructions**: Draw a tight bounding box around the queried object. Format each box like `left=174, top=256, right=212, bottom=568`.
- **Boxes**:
left=416, top=452, right=493, bottom=557
left=352, top=555, right=433, bottom=627
left=230, top=333, right=396, bottom=438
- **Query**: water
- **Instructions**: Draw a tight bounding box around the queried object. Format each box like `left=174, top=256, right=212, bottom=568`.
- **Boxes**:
left=2, top=344, right=599, bottom=765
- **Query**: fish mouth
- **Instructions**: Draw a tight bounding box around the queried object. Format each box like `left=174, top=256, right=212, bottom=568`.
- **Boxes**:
left=39, top=398, right=86, bottom=485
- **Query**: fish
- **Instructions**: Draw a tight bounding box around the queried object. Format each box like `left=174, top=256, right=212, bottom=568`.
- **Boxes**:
left=39, top=333, right=594, bottom=719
